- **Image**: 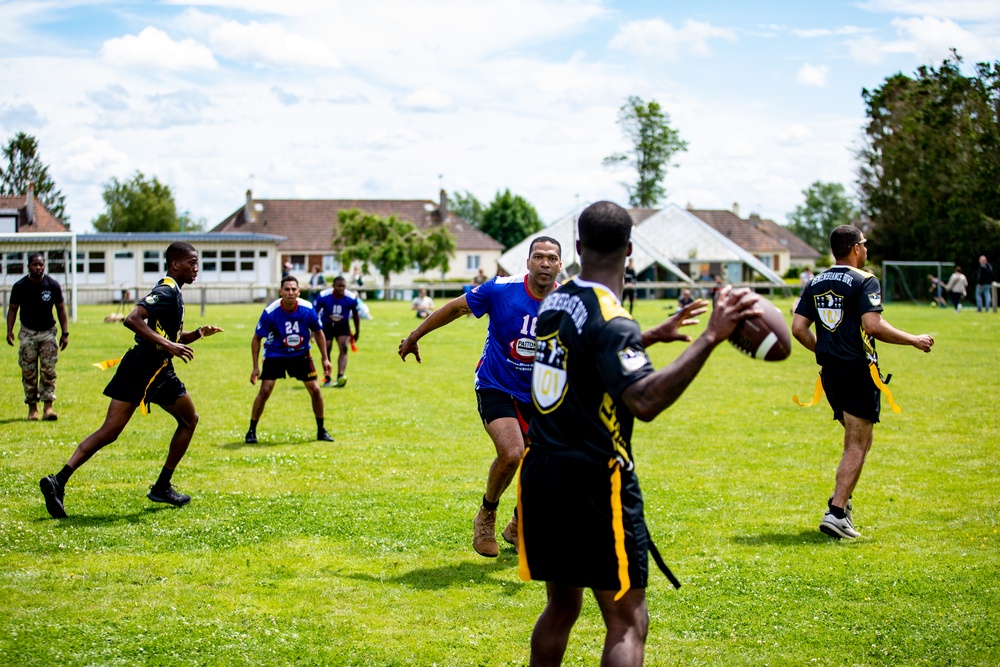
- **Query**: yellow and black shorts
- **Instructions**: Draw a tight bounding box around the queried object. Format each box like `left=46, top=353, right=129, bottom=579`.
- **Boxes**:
left=103, top=347, right=185, bottom=408
left=517, top=447, right=648, bottom=597
left=821, top=362, right=881, bottom=424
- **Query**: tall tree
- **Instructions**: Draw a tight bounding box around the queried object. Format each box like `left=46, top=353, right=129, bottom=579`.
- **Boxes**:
left=787, top=181, right=859, bottom=254
left=336, top=208, right=456, bottom=291
left=858, top=52, right=1000, bottom=266
left=92, top=171, right=180, bottom=232
left=603, top=95, right=688, bottom=208
left=480, top=189, right=543, bottom=250
left=448, top=190, right=485, bottom=228
left=0, top=132, right=68, bottom=222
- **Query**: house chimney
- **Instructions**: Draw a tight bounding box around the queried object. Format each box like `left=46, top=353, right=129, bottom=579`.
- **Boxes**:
left=749, top=212, right=762, bottom=228
left=246, top=189, right=255, bottom=224
left=732, top=201, right=740, bottom=217
left=26, top=181, right=35, bottom=225
left=439, top=189, right=449, bottom=222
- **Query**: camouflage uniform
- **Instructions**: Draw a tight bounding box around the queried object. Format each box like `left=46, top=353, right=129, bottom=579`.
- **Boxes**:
left=19, top=326, right=59, bottom=404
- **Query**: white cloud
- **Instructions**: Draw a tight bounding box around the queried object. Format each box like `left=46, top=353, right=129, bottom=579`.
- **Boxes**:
left=209, top=20, right=340, bottom=68
left=778, top=124, right=814, bottom=146
left=60, top=137, right=131, bottom=184
left=100, top=26, right=218, bottom=71
left=397, top=88, right=454, bottom=113
left=796, top=63, right=831, bottom=87
left=608, top=18, right=737, bottom=60
left=891, top=16, right=1000, bottom=62
left=859, top=1, right=1000, bottom=21
left=847, top=35, right=887, bottom=65
left=0, top=102, right=45, bottom=130
left=793, top=26, right=869, bottom=38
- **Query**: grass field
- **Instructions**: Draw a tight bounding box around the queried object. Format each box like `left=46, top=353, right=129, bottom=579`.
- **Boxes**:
left=1, top=296, right=997, bottom=666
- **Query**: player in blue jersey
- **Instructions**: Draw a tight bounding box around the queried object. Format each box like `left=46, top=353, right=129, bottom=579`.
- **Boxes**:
left=399, top=237, right=562, bottom=558
left=245, top=275, right=334, bottom=444
left=315, top=275, right=360, bottom=388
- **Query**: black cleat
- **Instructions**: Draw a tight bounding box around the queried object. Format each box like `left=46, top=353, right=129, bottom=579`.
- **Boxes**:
left=147, top=484, right=191, bottom=507
left=317, top=429, right=335, bottom=442
left=39, top=475, right=67, bottom=519
left=245, top=430, right=257, bottom=444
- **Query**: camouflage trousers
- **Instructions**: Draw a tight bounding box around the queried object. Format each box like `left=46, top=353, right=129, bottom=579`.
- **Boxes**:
left=18, top=326, right=59, bottom=404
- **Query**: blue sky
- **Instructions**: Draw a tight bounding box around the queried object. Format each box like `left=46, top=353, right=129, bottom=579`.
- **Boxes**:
left=2, top=1, right=999, bottom=231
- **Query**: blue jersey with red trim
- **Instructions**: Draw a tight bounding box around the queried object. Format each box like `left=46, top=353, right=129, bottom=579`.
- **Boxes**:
left=255, top=298, right=321, bottom=358
left=315, top=288, right=359, bottom=326
left=466, top=273, right=552, bottom=402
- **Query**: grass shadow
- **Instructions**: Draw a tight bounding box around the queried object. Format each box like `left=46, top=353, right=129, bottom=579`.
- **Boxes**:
left=217, top=438, right=320, bottom=450
left=340, top=555, right=524, bottom=592
left=730, top=529, right=832, bottom=546
left=33, top=506, right=174, bottom=527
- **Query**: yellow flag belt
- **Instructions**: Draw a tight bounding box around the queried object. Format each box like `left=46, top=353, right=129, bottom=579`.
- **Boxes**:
left=793, top=363, right=902, bottom=414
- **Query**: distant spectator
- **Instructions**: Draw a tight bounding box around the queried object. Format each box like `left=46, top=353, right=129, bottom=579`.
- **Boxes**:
left=944, top=266, right=968, bottom=312
left=622, top=258, right=637, bottom=313
left=976, top=255, right=994, bottom=312
left=307, top=265, right=326, bottom=304
left=472, top=267, right=488, bottom=287
left=282, top=261, right=292, bottom=279
left=412, top=288, right=435, bottom=319
left=678, top=287, right=694, bottom=311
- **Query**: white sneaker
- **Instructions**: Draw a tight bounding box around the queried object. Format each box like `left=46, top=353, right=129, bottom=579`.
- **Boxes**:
left=820, top=512, right=860, bottom=539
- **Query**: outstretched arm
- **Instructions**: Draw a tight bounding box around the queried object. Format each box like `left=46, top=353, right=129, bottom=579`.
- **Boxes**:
left=862, top=312, right=934, bottom=352
left=623, top=286, right=761, bottom=421
left=398, top=293, right=471, bottom=363
left=641, top=299, right=708, bottom=347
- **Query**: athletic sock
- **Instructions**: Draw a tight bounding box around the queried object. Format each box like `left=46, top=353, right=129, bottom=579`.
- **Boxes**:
left=249, top=419, right=259, bottom=433
left=829, top=505, right=847, bottom=520
left=316, top=418, right=324, bottom=431
left=55, top=465, right=74, bottom=486
left=153, top=466, right=174, bottom=491
left=482, top=495, right=499, bottom=512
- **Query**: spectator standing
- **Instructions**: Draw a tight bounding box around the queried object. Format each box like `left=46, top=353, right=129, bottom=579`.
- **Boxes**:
left=944, top=266, right=968, bottom=311
left=307, top=265, right=326, bottom=304
left=6, top=253, right=69, bottom=421
left=976, top=255, right=994, bottom=312
left=622, top=258, right=637, bottom=313
left=412, top=288, right=435, bottom=319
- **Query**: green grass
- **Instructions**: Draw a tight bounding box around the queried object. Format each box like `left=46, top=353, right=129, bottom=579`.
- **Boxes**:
left=1, top=298, right=997, bottom=666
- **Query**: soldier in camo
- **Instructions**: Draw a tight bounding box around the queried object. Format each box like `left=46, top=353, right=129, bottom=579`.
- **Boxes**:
left=6, top=253, right=69, bottom=421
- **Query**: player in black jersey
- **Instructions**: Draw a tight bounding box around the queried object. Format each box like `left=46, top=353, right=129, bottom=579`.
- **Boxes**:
left=38, top=242, right=224, bottom=518
left=793, top=225, right=933, bottom=539
left=518, top=201, right=762, bottom=666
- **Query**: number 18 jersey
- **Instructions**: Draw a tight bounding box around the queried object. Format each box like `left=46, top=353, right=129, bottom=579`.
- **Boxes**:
left=466, top=274, right=550, bottom=403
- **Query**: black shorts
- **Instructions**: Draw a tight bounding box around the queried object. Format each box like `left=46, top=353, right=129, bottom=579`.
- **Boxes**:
left=518, top=448, right=649, bottom=593
left=260, top=354, right=318, bottom=382
left=103, top=346, right=186, bottom=408
left=476, top=388, right=536, bottom=437
left=323, top=321, right=351, bottom=340
left=821, top=362, right=880, bottom=424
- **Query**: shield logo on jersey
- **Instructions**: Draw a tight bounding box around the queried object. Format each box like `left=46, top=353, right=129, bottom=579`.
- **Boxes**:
left=532, top=332, right=568, bottom=413
left=617, top=347, right=648, bottom=372
left=813, top=290, right=844, bottom=331
left=41, top=290, right=52, bottom=302
left=509, top=336, right=536, bottom=362
left=868, top=293, right=881, bottom=307
left=145, top=294, right=159, bottom=305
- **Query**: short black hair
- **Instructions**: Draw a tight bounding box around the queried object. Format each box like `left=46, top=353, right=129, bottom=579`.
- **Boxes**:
left=578, top=201, right=633, bottom=252
left=528, top=236, right=562, bottom=258
left=165, top=241, right=197, bottom=265
left=281, top=275, right=299, bottom=288
left=28, top=252, right=44, bottom=264
left=830, top=225, right=863, bottom=260
left=333, top=275, right=346, bottom=284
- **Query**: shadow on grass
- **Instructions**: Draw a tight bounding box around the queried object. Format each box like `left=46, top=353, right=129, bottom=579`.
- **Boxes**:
left=340, top=555, right=525, bottom=593
left=217, top=438, right=320, bottom=449
left=34, top=506, right=175, bottom=526
left=730, top=529, right=831, bottom=546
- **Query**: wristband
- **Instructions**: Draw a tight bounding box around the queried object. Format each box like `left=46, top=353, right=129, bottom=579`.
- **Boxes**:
left=197, top=327, right=204, bottom=339
left=61, top=331, right=69, bottom=337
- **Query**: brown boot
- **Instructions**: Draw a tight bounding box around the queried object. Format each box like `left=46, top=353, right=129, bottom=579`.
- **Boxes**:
left=473, top=506, right=498, bottom=557
left=501, top=512, right=518, bottom=553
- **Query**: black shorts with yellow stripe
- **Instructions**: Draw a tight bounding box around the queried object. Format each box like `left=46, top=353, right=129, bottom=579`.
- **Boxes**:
left=103, top=346, right=186, bottom=408
left=517, top=447, right=648, bottom=596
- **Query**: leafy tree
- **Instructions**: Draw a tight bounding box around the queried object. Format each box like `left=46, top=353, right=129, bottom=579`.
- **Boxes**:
left=603, top=95, right=688, bottom=208
left=0, top=132, right=68, bottom=222
left=858, top=52, right=1000, bottom=266
left=336, top=208, right=456, bottom=292
left=448, top=190, right=485, bottom=228
left=480, top=189, right=543, bottom=250
left=787, top=181, right=858, bottom=254
left=92, top=171, right=181, bottom=232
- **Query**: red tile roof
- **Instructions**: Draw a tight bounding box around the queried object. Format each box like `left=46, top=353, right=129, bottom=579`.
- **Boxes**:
left=0, top=195, right=69, bottom=232
left=687, top=209, right=789, bottom=254
left=211, top=197, right=504, bottom=252
left=754, top=217, right=821, bottom=259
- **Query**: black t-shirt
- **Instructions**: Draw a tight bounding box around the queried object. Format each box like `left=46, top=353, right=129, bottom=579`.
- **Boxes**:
left=528, top=278, right=654, bottom=468
left=794, top=265, right=883, bottom=367
left=978, top=263, right=994, bottom=286
left=135, top=277, right=184, bottom=358
left=10, top=275, right=63, bottom=331
left=624, top=266, right=637, bottom=287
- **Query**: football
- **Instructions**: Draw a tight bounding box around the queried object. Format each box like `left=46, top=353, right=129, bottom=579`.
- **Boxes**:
left=728, top=293, right=792, bottom=361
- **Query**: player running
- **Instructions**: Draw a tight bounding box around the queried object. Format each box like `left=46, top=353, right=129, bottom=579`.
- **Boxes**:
left=314, top=275, right=360, bottom=388
left=398, top=237, right=561, bottom=558
left=245, top=276, right=334, bottom=444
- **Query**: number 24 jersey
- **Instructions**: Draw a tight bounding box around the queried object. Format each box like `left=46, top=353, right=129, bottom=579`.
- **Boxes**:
left=255, top=298, right=322, bottom=358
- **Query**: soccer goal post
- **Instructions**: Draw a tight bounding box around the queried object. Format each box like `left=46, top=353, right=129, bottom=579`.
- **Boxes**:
left=882, top=260, right=955, bottom=305
left=0, top=232, right=78, bottom=322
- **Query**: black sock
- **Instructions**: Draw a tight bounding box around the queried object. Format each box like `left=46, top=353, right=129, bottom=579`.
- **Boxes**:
left=154, top=466, right=174, bottom=490
left=55, top=465, right=74, bottom=486
left=316, top=418, right=325, bottom=431
left=249, top=419, right=258, bottom=433
left=482, top=495, right=499, bottom=511
left=829, top=505, right=847, bottom=520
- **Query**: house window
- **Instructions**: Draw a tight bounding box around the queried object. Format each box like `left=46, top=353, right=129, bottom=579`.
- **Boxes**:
left=466, top=255, right=481, bottom=270
left=221, top=250, right=237, bottom=272
left=143, top=250, right=161, bottom=273
left=289, top=255, right=305, bottom=272
left=756, top=255, right=773, bottom=270
left=89, top=251, right=106, bottom=274
left=47, top=250, right=66, bottom=274
left=258, top=250, right=268, bottom=258
left=323, top=255, right=341, bottom=274
left=240, top=250, right=255, bottom=271
left=202, top=250, right=217, bottom=272
left=5, top=252, right=23, bottom=275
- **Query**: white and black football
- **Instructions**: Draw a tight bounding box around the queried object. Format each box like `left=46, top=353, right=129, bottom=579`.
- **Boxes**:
left=728, top=294, right=791, bottom=362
